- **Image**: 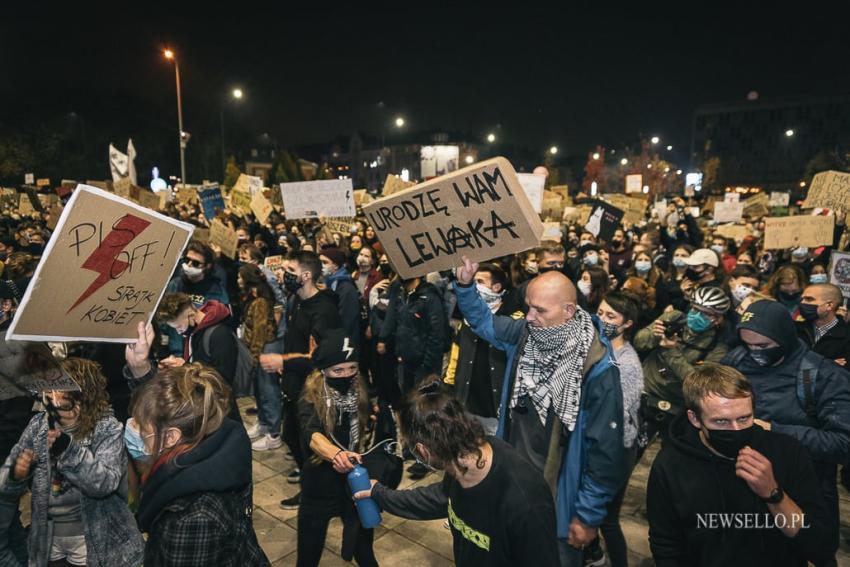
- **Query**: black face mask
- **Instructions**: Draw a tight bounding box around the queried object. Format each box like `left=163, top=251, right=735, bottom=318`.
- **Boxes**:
left=684, top=268, right=703, bottom=282
left=611, top=239, right=622, bottom=249
left=379, top=263, right=393, bottom=278
left=798, top=303, right=820, bottom=322
left=779, top=290, right=802, bottom=304
left=704, top=426, right=754, bottom=459
left=748, top=345, right=784, bottom=367
left=325, top=375, right=356, bottom=395
left=283, top=271, right=303, bottom=294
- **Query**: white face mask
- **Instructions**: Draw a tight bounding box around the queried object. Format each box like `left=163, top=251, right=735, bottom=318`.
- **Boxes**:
left=182, top=263, right=203, bottom=279
left=476, top=283, right=504, bottom=312
left=578, top=280, right=592, bottom=297
left=357, top=255, right=371, bottom=267
left=579, top=239, right=592, bottom=248
left=526, top=261, right=539, bottom=275
left=322, top=264, right=333, bottom=277
left=732, top=284, right=754, bottom=303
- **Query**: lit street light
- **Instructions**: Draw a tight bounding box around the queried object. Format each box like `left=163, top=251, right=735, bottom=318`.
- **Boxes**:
left=620, top=158, right=628, bottom=166
left=395, top=117, right=405, bottom=128
left=549, top=146, right=559, bottom=155
left=647, top=163, right=653, bottom=169
left=651, top=136, right=660, bottom=144
left=232, top=88, right=243, bottom=99
left=676, top=169, right=682, bottom=175
left=785, top=129, right=795, bottom=137
left=163, top=48, right=187, bottom=186
left=592, top=152, right=600, bottom=160
left=465, top=155, right=474, bottom=164
left=666, top=145, right=673, bottom=151
left=487, top=133, right=496, bottom=143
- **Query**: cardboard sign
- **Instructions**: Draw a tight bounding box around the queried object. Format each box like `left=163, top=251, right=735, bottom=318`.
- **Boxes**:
left=763, top=215, right=834, bottom=250
left=541, top=222, right=563, bottom=242
left=175, top=187, right=197, bottom=204
left=230, top=189, right=252, bottom=215
left=113, top=177, right=132, bottom=199
left=715, top=223, right=749, bottom=241
left=0, top=339, right=79, bottom=401
left=281, top=179, right=356, bottom=219
left=540, top=191, right=563, bottom=220
left=198, top=185, right=225, bottom=220
left=18, top=196, right=36, bottom=216
left=713, top=201, right=743, bottom=223
left=550, top=185, right=570, bottom=200
left=247, top=176, right=263, bottom=196
left=47, top=204, right=63, bottom=231
left=743, top=193, right=770, bottom=219
left=137, top=189, right=162, bottom=211
left=724, top=192, right=740, bottom=203
left=24, top=173, right=34, bottom=185
left=324, top=218, right=356, bottom=235
left=251, top=191, right=274, bottom=225
left=264, top=255, right=285, bottom=271
left=770, top=192, right=790, bottom=207
left=6, top=185, right=194, bottom=343
left=210, top=219, right=239, bottom=259
left=802, top=170, right=850, bottom=209
left=625, top=174, right=643, bottom=194
left=828, top=251, right=850, bottom=298
left=382, top=175, right=415, bottom=196
left=36, top=178, right=51, bottom=188
left=516, top=173, right=545, bottom=214
left=232, top=173, right=263, bottom=196
left=584, top=202, right=624, bottom=241
left=604, top=194, right=646, bottom=225
left=564, top=205, right=594, bottom=226
left=86, top=180, right=111, bottom=192
left=362, top=157, right=543, bottom=279
left=354, top=189, right=370, bottom=207
left=193, top=227, right=210, bottom=244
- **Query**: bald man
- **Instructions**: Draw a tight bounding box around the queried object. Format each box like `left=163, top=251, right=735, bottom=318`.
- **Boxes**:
left=797, top=283, right=850, bottom=366
left=454, top=256, right=626, bottom=565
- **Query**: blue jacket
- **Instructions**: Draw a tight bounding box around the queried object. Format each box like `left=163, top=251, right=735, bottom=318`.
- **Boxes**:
left=454, top=282, right=626, bottom=536
left=326, top=267, right=362, bottom=349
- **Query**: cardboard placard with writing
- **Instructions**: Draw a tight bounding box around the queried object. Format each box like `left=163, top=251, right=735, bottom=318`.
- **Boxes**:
left=24, top=173, right=34, bottom=185
left=584, top=202, right=624, bottom=241
left=516, top=173, right=545, bottom=214
left=563, top=205, right=594, bottom=226
left=6, top=185, right=194, bottom=343
left=36, top=178, right=51, bottom=188
left=714, top=223, right=749, bottom=242
left=743, top=193, right=770, bottom=219
left=247, top=176, right=263, bottom=196
left=763, top=215, right=834, bottom=250
left=175, top=186, right=198, bottom=204
left=802, top=170, right=850, bottom=210
left=770, top=192, right=790, bottom=207
left=713, top=201, right=744, bottom=223
left=230, top=189, right=253, bottom=215
left=354, top=189, right=370, bottom=207
left=724, top=192, right=740, bottom=203
left=541, top=192, right=563, bottom=220
left=625, top=174, right=643, bottom=194
left=323, top=218, right=357, bottom=235
left=251, top=191, right=274, bottom=225
left=18, top=195, right=36, bottom=216
left=362, top=157, right=543, bottom=279
left=137, top=189, right=162, bottom=211
left=264, top=255, right=285, bottom=271
left=281, top=179, right=356, bottom=219
left=210, top=220, right=239, bottom=259
left=603, top=194, right=646, bottom=225
left=192, top=227, right=210, bottom=245
left=550, top=185, right=570, bottom=201
left=828, top=251, right=850, bottom=299
left=198, top=185, right=225, bottom=220
left=113, top=177, right=132, bottom=199
left=541, top=222, right=563, bottom=242
left=382, top=175, right=415, bottom=197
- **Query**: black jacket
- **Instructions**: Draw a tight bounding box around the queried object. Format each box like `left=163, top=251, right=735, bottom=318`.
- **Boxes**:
left=378, top=280, right=447, bottom=376
left=796, top=318, right=850, bottom=364
left=283, top=290, right=341, bottom=396
left=648, top=414, right=834, bottom=567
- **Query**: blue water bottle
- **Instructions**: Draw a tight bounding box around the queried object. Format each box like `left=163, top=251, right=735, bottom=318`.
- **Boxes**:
left=347, top=461, right=382, bottom=528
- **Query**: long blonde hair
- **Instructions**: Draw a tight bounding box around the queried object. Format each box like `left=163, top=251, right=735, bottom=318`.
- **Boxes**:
left=130, top=363, right=230, bottom=460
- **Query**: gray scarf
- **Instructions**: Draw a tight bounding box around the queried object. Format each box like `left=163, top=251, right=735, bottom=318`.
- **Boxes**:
left=513, top=308, right=595, bottom=431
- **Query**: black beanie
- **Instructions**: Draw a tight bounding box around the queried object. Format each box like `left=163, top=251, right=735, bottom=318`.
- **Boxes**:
left=737, top=300, right=800, bottom=353
left=311, top=329, right=359, bottom=370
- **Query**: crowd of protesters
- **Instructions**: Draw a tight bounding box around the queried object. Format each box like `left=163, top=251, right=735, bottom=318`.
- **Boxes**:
left=0, top=186, right=849, bottom=566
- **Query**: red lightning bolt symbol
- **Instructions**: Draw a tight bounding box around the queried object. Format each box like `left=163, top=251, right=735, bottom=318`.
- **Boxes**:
left=67, top=214, right=151, bottom=313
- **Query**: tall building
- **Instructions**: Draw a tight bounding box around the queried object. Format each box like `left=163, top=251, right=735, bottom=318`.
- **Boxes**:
left=691, top=96, right=850, bottom=194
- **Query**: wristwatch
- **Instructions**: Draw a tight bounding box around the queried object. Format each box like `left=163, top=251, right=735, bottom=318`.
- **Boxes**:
left=763, top=486, right=784, bottom=504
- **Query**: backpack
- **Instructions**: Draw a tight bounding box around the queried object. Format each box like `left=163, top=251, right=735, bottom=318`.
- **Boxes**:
left=202, top=323, right=255, bottom=398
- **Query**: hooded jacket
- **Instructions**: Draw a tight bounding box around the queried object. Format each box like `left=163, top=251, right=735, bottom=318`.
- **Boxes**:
left=283, top=289, right=341, bottom=396
left=326, top=267, right=362, bottom=349
left=648, top=414, right=834, bottom=566
left=379, top=279, right=447, bottom=376
left=138, top=418, right=268, bottom=566
left=455, top=282, right=626, bottom=538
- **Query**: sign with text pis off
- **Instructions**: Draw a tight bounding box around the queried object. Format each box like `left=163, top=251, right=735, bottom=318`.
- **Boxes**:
left=6, top=185, right=194, bottom=343
left=363, top=157, right=543, bottom=279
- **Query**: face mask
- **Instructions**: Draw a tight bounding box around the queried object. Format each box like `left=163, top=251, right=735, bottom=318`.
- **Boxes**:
left=379, top=263, right=392, bottom=278
left=182, top=263, right=204, bottom=279
left=579, top=239, right=592, bottom=248
left=778, top=290, right=801, bottom=305
left=748, top=345, right=784, bottom=367
left=791, top=247, right=808, bottom=258
left=635, top=260, right=652, bottom=274
left=673, top=257, right=687, bottom=268
left=667, top=212, right=680, bottom=227
left=357, top=255, right=371, bottom=268
left=325, top=376, right=356, bottom=395
left=611, top=239, right=622, bottom=248
left=578, top=280, right=592, bottom=297
left=601, top=321, right=623, bottom=339
left=732, top=284, right=754, bottom=303
left=684, top=268, right=703, bottom=282
left=798, top=302, right=820, bottom=322
left=584, top=253, right=599, bottom=266
left=476, top=283, right=504, bottom=311
left=350, top=244, right=362, bottom=252
left=687, top=309, right=712, bottom=333
left=283, top=271, right=303, bottom=293
left=710, top=245, right=724, bottom=255
left=322, top=264, right=333, bottom=277
left=124, top=419, right=150, bottom=461
left=703, top=426, right=754, bottom=459
left=810, top=274, right=828, bottom=284
left=525, top=262, right=539, bottom=275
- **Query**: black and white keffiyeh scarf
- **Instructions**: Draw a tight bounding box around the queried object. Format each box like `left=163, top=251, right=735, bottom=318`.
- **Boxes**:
left=327, top=387, right=360, bottom=450
left=512, top=307, right=595, bottom=431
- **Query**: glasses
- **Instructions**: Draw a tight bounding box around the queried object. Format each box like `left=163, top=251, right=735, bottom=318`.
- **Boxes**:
left=183, top=257, right=204, bottom=268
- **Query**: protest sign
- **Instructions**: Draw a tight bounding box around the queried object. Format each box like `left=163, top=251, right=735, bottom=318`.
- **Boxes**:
left=113, top=177, right=132, bottom=199
left=541, top=192, right=563, bottom=220
left=0, top=340, right=79, bottom=400
left=564, top=205, right=594, bottom=226
left=264, top=255, right=285, bottom=271
left=198, top=185, right=225, bottom=220
left=86, top=180, right=111, bottom=192
left=653, top=199, right=668, bottom=221
left=715, top=223, right=749, bottom=241
left=713, top=201, right=743, bottom=223
left=362, top=157, right=543, bottom=279
left=251, top=191, right=274, bottom=225
left=802, top=170, right=850, bottom=210
left=24, top=173, right=34, bottom=185
left=137, top=189, right=162, bottom=211
left=585, top=201, right=624, bottom=241
left=281, top=179, right=356, bottom=219
left=769, top=192, right=790, bottom=207
left=247, top=176, right=263, bottom=196
left=193, top=227, right=210, bottom=244
left=231, top=173, right=263, bottom=196
left=6, top=185, right=194, bottom=343
left=743, top=192, right=770, bottom=219
left=18, top=196, right=36, bottom=216
left=550, top=185, right=570, bottom=200
left=324, top=218, right=357, bottom=235
left=230, top=189, right=252, bottom=215
left=354, top=189, right=370, bottom=207
left=763, top=215, right=834, bottom=250
left=604, top=194, right=646, bottom=224
left=36, top=178, right=51, bottom=188
left=724, top=192, right=740, bottom=203
left=625, top=174, right=643, bottom=194
left=210, top=219, right=239, bottom=259
left=828, top=251, right=850, bottom=299
left=516, top=173, right=545, bottom=214
left=541, top=222, right=563, bottom=242
left=382, top=175, right=415, bottom=196
left=175, top=186, right=197, bottom=204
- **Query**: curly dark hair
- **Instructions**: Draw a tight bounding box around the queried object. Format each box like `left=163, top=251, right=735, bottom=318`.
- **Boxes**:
left=59, top=358, right=110, bottom=440
left=399, top=377, right=486, bottom=474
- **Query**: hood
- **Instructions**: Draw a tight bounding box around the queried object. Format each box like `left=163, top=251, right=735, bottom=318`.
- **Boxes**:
left=137, top=418, right=252, bottom=531
left=326, top=267, right=352, bottom=286
left=667, top=413, right=730, bottom=462
left=303, top=288, right=340, bottom=310
left=736, top=299, right=800, bottom=354
left=195, top=300, right=231, bottom=333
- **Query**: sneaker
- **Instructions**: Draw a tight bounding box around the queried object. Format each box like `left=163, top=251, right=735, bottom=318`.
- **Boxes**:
left=251, top=434, right=282, bottom=451
left=583, top=544, right=607, bottom=567
left=280, top=492, right=301, bottom=510
left=286, top=468, right=301, bottom=484
left=407, top=462, right=429, bottom=480
left=246, top=422, right=266, bottom=440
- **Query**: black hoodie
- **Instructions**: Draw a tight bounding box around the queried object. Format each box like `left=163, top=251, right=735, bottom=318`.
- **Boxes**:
left=647, top=414, right=834, bottom=567
left=283, top=289, right=341, bottom=396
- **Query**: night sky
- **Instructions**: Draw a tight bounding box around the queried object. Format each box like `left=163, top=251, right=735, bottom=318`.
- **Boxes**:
left=3, top=10, right=850, bottom=166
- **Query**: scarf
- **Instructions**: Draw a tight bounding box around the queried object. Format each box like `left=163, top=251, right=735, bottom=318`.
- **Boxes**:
left=512, top=308, right=595, bottom=431
left=327, top=386, right=360, bottom=450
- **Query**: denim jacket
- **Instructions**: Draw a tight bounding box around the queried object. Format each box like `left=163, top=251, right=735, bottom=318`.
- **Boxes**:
left=0, top=412, right=144, bottom=567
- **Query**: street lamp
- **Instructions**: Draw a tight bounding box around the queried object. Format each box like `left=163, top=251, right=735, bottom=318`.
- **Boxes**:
left=549, top=146, right=559, bottom=155
left=592, top=152, right=600, bottom=160
left=465, top=155, right=474, bottom=164
left=666, top=145, right=673, bottom=151
left=651, top=136, right=660, bottom=145
left=487, top=133, right=496, bottom=143
left=785, top=129, right=795, bottom=137
left=395, top=117, right=405, bottom=128
left=221, top=87, right=244, bottom=180
left=163, top=48, right=187, bottom=186
left=620, top=158, right=628, bottom=166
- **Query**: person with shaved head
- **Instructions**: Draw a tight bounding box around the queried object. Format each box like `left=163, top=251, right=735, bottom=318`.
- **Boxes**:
left=796, top=283, right=850, bottom=367
left=453, top=256, right=626, bottom=565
